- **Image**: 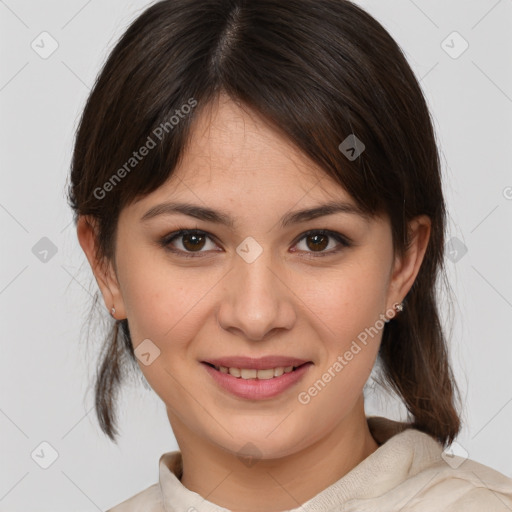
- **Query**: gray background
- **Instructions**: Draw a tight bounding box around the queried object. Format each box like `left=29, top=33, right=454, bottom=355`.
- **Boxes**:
left=1, top=0, right=511, bottom=510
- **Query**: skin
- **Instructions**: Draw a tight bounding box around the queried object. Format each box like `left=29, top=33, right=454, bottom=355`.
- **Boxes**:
left=78, top=93, right=431, bottom=512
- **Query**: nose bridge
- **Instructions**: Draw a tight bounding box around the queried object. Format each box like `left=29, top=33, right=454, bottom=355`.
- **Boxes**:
left=217, top=240, right=295, bottom=340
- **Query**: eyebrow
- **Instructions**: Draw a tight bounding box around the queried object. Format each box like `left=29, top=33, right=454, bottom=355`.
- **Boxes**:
left=140, top=200, right=370, bottom=228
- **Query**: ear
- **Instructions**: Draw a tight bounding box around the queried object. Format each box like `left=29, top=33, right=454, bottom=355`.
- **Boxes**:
left=386, top=214, right=431, bottom=310
left=76, top=215, right=126, bottom=319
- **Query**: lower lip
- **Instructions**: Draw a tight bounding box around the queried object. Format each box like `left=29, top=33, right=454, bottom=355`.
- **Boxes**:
left=202, top=362, right=313, bottom=400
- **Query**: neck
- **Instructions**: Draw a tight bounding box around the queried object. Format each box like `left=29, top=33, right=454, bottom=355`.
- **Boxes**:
left=170, top=398, right=379, bottom=512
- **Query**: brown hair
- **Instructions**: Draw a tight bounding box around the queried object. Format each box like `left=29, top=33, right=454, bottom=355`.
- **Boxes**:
left=67, top=0, right=461, bottom=446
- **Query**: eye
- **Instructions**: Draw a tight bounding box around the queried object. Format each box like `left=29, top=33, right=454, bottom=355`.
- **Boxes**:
left=160, top=229, right=220, bottom=258
left=159, top=228, right=351, bottom=259
left=292, top=229, right=351, bottom=257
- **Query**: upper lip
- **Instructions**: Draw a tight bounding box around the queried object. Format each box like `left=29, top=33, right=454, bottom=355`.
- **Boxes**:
left=202, top=356, right=311, bottom=370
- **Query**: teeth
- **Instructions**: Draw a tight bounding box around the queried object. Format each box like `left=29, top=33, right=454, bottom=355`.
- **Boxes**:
left=216, top=365, right=297, bottom=379
left=228, top=367, right=241, bottom=377
left=274, top=367, right=284, bottom=377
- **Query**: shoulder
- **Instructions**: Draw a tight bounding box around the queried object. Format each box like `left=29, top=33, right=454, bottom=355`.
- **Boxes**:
left=105, top=450, right=183, bottom=511
left=395, top=440, right=512, bottom=511
left=364, top=420, right=512, bottom=511
left=106, top=483, right=163, bottom=512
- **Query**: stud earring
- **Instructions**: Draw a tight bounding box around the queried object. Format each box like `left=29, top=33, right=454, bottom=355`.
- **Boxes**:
left=384, top=301, right=404, bottom=323
left=394, top=302, right=404, bottom=312
left=110, top=307, right=116, bottom=318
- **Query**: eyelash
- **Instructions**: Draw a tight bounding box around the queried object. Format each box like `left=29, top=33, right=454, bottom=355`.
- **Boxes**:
left=158, top=227, right=352, bottom=259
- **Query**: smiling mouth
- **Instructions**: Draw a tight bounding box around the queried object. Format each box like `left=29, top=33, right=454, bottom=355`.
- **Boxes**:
left=203, top=362, right=311, bottom=380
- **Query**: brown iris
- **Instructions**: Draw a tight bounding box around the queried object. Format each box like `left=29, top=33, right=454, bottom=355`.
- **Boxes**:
left=182, top=233, right=207, bottom=251
left=305, top=233, right=329, bottom=252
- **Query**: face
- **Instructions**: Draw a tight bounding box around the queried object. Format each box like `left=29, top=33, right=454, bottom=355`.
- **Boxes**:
left=82, top=94, right=427, bottom=460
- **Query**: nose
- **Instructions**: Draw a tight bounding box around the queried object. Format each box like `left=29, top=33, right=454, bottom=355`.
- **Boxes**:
left=216, top=247, right=297, bottom=342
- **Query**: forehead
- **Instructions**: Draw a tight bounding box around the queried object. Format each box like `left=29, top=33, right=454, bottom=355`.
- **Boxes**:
left=134, top=94, right=355, bottom=210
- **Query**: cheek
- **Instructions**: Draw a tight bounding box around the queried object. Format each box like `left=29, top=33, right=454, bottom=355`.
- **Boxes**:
left=292, top=262, right=388, bottom=409
left=117, top=246, right=205, bottom=339
left=116, top=248, right=223, bottom=404
left=292, top=266, right=387, bottom=426
left=118, top=257, right=210, bottom=405
left=118, top=236, right=389, bottom=378
left=297, top=259, right=389, bottom=347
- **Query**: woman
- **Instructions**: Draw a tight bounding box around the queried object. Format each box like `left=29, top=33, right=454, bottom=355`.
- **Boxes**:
left=68, top=0, right=512, bottom=510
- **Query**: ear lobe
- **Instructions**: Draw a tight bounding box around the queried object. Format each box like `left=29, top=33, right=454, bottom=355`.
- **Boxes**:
left=387, top=215, right=431, bottom=308
left=76, top=215, right=126, bottom=318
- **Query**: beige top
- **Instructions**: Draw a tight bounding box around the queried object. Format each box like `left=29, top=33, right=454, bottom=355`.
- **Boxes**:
left=107, top=416, right=512, bottom=511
